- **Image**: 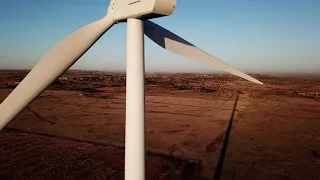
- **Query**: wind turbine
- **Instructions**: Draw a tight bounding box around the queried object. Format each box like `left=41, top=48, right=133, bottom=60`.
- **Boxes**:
left=0, top=0, right=263, bottom=180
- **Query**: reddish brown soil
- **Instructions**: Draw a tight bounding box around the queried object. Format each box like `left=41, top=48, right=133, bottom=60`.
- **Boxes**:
left=0, top=70, right=319, bottom=179
left=0, top=129, right=201, bottom=180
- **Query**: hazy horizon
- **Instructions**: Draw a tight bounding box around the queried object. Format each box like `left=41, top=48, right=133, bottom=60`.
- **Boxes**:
left=1, top=1, right=319, bottom=73
left=1, top=68, right=320, bottom=76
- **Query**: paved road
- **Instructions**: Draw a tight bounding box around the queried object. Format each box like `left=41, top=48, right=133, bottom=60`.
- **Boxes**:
left=0, top=130, right=201, bottom=180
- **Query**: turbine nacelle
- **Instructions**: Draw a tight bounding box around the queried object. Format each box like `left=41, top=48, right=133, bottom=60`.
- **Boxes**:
left=108, top=0, right=176, bottom=22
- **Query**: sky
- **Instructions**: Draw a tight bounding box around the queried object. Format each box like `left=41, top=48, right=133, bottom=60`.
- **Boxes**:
left=0, top=0, right=319, bottom=74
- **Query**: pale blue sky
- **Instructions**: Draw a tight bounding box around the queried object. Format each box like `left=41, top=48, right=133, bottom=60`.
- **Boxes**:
left=0, top=0, right=319, bottom=73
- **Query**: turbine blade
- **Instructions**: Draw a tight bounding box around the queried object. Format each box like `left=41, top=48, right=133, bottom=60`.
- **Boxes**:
left=0, top=15, right=115, bottom=130
left=143, top=20, right=263, bottom=85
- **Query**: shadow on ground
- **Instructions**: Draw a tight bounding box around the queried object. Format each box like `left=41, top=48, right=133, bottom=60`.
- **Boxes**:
left=213, top=92, right=240, bottom=180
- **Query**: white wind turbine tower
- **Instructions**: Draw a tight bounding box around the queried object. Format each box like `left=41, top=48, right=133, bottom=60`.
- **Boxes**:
left=0, top=0, right=263, bottom=180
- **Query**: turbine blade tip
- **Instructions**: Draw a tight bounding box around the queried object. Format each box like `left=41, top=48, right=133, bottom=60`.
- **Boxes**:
left=255, top=80, right=263, bottom=85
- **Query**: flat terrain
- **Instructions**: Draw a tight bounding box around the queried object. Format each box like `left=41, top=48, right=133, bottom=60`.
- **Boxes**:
left=0, top=70, right=320, bottom=179
left=0, top=130, right=198, bottom=180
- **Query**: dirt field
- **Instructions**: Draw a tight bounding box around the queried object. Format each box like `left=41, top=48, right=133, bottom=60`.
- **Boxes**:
left=0, top=130, right=200, bottom=180
left=0, top=70, right=319, bottom=179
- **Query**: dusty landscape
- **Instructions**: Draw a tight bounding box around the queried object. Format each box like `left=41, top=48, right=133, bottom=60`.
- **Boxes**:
left=0, top=70, right=319, bottom=180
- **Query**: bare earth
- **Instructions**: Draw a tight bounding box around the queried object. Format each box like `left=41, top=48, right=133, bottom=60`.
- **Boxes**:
left=0, top=70, right=319, bottom=180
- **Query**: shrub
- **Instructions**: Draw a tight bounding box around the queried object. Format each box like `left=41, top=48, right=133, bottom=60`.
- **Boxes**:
left=175, top=85, right=192, bottom=90
left=200, top=87, right=216, bottom=93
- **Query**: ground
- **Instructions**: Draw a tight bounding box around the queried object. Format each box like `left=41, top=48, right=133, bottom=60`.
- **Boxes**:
left=0, top=70, right=319, bottom=179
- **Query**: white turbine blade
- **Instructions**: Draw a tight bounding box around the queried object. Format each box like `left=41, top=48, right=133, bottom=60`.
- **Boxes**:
left=0, top=15, right=115, bottom=130
left=144, top=20, right=263, bottom=85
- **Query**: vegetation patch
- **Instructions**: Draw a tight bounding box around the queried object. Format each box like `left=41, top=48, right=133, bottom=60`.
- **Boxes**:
left=175, top=85, right=192, bottom=90
left=200, top=87, right=216, bottom=93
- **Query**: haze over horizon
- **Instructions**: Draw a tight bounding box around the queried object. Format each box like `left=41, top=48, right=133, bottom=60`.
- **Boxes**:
left=0, top=0, right=319, bottom=74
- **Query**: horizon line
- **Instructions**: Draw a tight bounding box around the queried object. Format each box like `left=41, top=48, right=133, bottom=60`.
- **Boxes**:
left=0, top=68, right=319, bottom=76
